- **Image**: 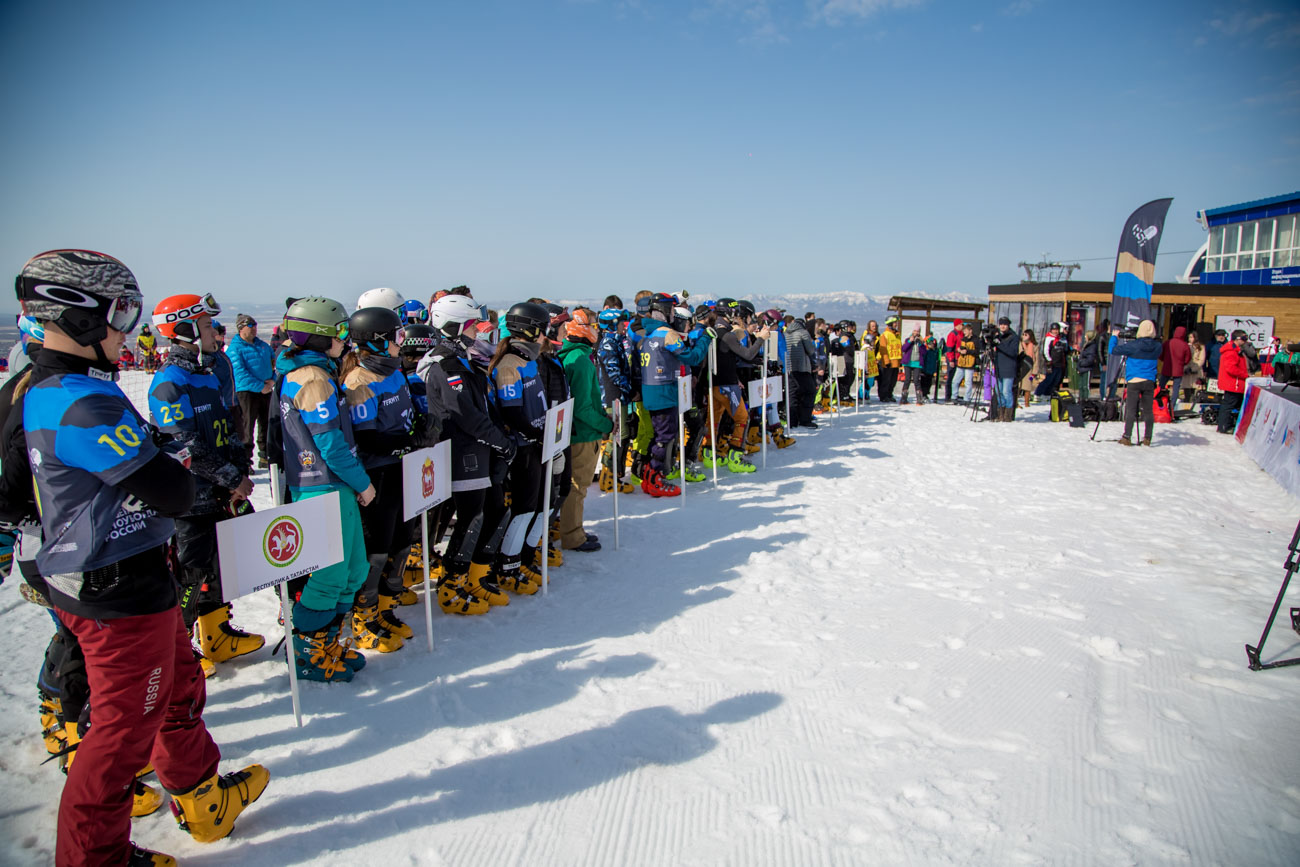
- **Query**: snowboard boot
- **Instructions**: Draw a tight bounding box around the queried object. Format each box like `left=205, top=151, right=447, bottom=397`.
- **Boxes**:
left=437, top=572, right=490, bottom=615
left=745, top=425, right=763, bottom=450
left=127, top=844, right=176, bottom=866
left=628, top=451, right=647, bottom=485
left=640, top=467, right=681, bottom=498
left=723, top=449, right=757, bottom=474
left=132, top=778, right=165, bottom=817
left=169, top=764, right=270, bottom=844
left=196, top=605, right=265, bottom=663
left=465, top=562, right=510, bottom=607
left=196, top=649, right=216, bottom=679
left=598, top=466, right=635, bottom=493
left=531, top=543, right=562, bottom=569
left=682, top=461, right=706, bottom=482
left=699, top=446, right=721, bottom=469
left=326, top=618, right=366, bottom=672
left=40, top=691, right=66, bottom=758
left=768, top=425, right=795, bottom=448
left=376, top=594, right=414, bottom=639
left=293, top=626, right=355, bottom=683
left=497, top=563, right=541, bottom=595
left=351, top=603, right=404, bottom=653
left=739, top=433, right=761, bottom=455
left=405, top=548, right=445, bottom=589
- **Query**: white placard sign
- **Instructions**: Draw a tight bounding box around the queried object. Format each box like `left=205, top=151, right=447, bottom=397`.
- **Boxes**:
left=854, top=350, right=868, bottom=370
left=747, top=375, right=783, bottom=407
left=1216, top=315, right=1274, bottom=350
left=218, top=491, right=344, bottom=601
left=401, top=441, right=453, bottom=521
left=827, top=355, right=843, bottom=379
left=542, top=397, right=575, bottom=462
left=765, top=332, right=781, bottom=358
left=677, top=374, right=693, bottom=414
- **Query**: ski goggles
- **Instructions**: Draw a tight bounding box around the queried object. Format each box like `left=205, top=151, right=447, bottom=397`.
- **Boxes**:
left=152, top=293, right=222, bottom=328
left=284, top=317, right=351, bottom=340
left=16, top=276, right=145, bottom=333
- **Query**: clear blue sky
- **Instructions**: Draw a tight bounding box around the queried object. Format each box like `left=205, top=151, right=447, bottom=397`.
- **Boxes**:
left=1, top=0, right=1297, bottom=314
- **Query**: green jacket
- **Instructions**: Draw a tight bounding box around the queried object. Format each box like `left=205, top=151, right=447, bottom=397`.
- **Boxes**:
left=558, top=339, right=614, bottom=443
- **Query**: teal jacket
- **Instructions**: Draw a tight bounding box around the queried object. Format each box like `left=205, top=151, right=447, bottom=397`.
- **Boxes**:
left=558, top=338, right=614, bottom=443
left=640, top=324, right=712, bottom=412
left=275, top=350, right=371, bottom=495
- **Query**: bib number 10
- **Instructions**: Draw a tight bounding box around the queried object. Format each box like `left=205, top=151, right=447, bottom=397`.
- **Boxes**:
left=98, top=425, right=142, bottom=457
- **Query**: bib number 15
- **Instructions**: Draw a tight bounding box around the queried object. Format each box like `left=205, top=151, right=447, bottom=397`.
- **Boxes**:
left=98, top=424, right=142, bottom=457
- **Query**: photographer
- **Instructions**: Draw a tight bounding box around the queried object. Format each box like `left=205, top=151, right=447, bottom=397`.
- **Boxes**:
left=1109, top=319, right=1162, bottom=446
left=990, top=317, right=1021, bottom=421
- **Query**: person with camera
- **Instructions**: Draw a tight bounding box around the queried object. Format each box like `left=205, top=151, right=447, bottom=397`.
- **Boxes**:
left=989, top=317, right=1021, bottom=421
left=1216, top=330, right=1251, bottom=435
left=1109, top=319, right=1163, bottom=446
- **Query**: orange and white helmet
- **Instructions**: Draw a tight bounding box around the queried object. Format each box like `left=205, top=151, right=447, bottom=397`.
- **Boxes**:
left=566, top=308, right=598, bottom=343
left=153, top=293, right=221, bottom=341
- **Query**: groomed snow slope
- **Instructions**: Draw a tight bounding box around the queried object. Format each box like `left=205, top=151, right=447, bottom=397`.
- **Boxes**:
left=3, top=400, right=1299, bottom=865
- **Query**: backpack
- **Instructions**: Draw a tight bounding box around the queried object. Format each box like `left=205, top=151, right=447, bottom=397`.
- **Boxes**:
left=1081, top=398, right=1119, bottom=422
left=1200, top=405, right=1220, bottom=425
left=1152, top=389, right=1173, bottom=424
left=1050, top=389, right=1083, bottom=426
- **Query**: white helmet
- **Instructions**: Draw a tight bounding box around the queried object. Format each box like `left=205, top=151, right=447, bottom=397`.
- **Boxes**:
left=429, top=294, right=488, bottom=337
left=356, top=287, right=405, bottom=312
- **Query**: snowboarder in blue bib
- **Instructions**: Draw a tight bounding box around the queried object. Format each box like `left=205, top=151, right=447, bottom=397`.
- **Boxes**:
left=275, top=296, right=376, bottom=683
left=148, top=292, right=263, bottom=677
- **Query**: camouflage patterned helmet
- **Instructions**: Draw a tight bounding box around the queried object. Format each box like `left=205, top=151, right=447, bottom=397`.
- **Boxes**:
left=15, top=249, right=143, bottom=345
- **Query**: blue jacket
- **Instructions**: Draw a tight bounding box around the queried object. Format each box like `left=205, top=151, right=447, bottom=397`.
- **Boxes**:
left=640, top=324, right=711, bottom=412
left=1206, top=340, right=1224, bottom=377
left=226, top=334, right=274, bottom=394
left=210, top=347, right=237, bottom=410
left=1109, top=335, right=1162, bottom=383
left=275, top=350, right=371, bottom=495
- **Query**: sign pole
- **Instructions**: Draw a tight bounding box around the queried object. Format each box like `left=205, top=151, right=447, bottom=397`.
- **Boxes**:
left=270, top=464, right=304, bottom=729
left=612, top=399, right=621, bottom=551
left=708, top=342, right=718, bottom=486
left=761, top=340, right=769, bottom=469
left=421, top=515, right=434, bottom=652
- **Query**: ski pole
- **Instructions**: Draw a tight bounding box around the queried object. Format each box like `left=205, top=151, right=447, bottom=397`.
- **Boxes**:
left=708, top=341, right=718, bottom=486
left=421, top=509, right=434, bottom=653
left=612, top=399, right=621, bottom=550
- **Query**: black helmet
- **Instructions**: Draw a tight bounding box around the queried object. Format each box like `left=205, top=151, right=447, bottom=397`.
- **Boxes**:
left=348, top=306, right=403, bottom=353
left=504, top=301, right=549, bottom=340
left=400, top=323, right=438, bottom=356
left=735, top=300, right=757, bottom=320
left=650, top=293, right=675, bottom=321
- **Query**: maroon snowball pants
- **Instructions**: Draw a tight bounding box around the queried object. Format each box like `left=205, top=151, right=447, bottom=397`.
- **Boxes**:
left=54, top=606, right=221, bottom=867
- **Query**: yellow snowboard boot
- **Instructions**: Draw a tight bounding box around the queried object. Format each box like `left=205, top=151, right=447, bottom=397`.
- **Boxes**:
left=351, top=604, right=405, bottom=652
left=464, top=562, right=509, bottom=607
left=196, top=605, right=265, bottom=663
left=169, top=765, right=269, bottom=844
left=437, top=572, right=490, bottom=615
left=376, top=594, right=414, bottom=639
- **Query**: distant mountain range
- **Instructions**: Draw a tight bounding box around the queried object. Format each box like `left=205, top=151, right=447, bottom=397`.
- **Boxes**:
left=501, top=290, right=985, bottom=327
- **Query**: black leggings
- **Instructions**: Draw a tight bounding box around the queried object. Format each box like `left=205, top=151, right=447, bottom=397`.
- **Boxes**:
left=1124, top=380, right=1155, bottom=440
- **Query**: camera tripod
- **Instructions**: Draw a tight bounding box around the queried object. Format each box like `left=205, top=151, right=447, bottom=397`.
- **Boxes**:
left=1245, top=518, right=1300, bottom=671
left=967, top=346, right=999, bottom=422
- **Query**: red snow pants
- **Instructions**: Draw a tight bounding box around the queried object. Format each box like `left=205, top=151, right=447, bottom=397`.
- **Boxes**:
left=54, top=605, right=221, bottom=867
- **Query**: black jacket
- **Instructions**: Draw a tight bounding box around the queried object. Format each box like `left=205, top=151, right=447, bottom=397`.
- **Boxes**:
left=993, top=330, right=1021, bottom=379
left=419, top=337, right=514, bottom=492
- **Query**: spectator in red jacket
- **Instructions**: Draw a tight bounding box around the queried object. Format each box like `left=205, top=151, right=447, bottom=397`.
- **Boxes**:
left=943, top=320, right=962, bottom=401
left=1159, top=326, right=1191, bottom=393
left=1217, top=330, right=1251, bottom=434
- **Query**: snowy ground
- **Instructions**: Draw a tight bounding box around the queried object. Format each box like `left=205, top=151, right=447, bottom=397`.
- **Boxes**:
left=4, top=396, right=1300, bottom=865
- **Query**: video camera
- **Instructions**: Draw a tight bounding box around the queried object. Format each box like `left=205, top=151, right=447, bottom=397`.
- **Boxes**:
left=1116, top=326, right=1139, bottom=339
left=980, top=323, right=999, bottom=346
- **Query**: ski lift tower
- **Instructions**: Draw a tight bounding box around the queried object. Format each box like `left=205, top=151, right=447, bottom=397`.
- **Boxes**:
left=1018, top=258, right=1081, bottom=283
